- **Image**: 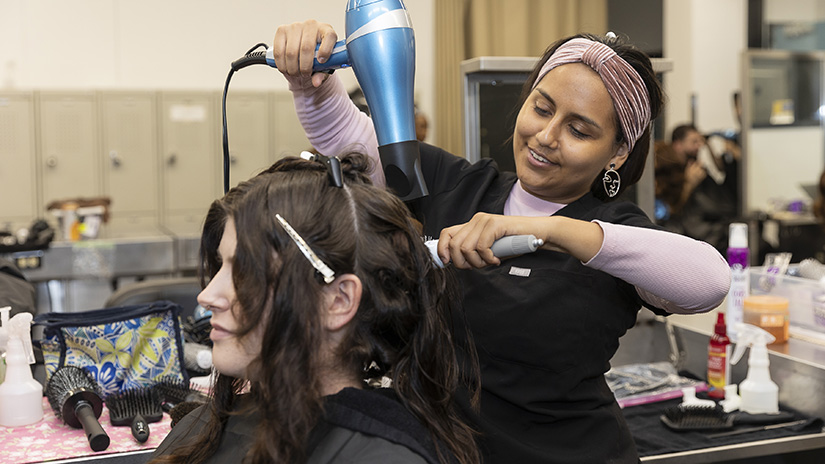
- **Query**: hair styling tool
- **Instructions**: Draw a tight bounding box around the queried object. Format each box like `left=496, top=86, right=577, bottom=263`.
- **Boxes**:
left=706, top=419, right=810, bottom=439
left=106, top=387, right=163, bottom=443
left=45, top=366, right=110, bottom=452
left=225, top=0, right=427, bottom=201
left=154, top=376, right=209, bottom=413
left=425, top=235, right=544, bottom=267
left=660, top=405, right=732, bottom=432
left=168, top=401, right=204, bottom=428
left=660, top=404, right=797, bottom=432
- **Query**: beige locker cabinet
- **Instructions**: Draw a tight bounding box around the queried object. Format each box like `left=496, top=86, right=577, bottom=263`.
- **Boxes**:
left=159, top=91, right=219, bottom=234
left=99, top=91, right=160, bottom=229
left=0, top=92, right=38, bottom=230
left=38, top=91, right=102, bottom=209
left=270, top=92, right=311, bottom=161
left=222, top=91, right=271, bottom=188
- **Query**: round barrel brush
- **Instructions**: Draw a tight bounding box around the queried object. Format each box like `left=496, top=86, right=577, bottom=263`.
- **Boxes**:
left=45, top=365, right=110, bottom=452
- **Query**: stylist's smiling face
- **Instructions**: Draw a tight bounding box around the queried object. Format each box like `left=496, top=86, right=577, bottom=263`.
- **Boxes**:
left=513, top=62, right=626, bottom=203
left=197, top=218, right=262, bottom=379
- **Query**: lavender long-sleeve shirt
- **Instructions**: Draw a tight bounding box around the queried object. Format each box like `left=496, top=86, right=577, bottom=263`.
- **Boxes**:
left=286, top=74, right=730, bottom=314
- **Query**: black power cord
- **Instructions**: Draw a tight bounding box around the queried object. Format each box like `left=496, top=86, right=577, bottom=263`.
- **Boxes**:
left=222, top=43, right=270, bottom=194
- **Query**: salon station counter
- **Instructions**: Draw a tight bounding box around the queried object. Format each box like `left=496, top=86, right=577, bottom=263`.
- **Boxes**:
left=4, top=227, right=201, bottom=314
left=615, top=309, right=825, bottom=463
left=5, top=233, right=825, bottom=462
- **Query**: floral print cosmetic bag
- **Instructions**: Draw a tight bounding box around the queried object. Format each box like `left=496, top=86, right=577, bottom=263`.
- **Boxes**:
left=35, top=301, right=188, bottom=396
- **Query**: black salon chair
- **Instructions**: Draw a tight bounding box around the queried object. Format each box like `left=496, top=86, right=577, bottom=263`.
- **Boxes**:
left=104, top=277, right=202, bottom=319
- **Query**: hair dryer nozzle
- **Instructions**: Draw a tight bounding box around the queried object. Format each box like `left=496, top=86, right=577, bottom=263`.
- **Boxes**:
left=379, top=141, right=428, bottom=200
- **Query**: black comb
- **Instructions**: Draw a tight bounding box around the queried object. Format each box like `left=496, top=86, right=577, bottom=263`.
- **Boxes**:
left=106, top=387, right=163, bottom=443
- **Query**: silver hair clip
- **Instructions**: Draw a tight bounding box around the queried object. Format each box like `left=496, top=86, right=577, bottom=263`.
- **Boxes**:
left=275, top=213, right=336, bottom=284
left=605, top=31, right=617, bottom=39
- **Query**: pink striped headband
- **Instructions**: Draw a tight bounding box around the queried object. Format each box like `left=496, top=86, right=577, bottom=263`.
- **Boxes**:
left=533, top=38, right=651, bottom=153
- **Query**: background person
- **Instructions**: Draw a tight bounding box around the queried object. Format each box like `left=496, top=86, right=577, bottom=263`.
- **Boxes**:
left=272, top=21, right=730, bottom=463
left=669, top=123, right=739, bottom=253
left=151, top=153, right=480, bottom=464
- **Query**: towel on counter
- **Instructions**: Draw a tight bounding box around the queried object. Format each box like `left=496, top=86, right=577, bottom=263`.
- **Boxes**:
left=622, top=397, right=824, bottom=457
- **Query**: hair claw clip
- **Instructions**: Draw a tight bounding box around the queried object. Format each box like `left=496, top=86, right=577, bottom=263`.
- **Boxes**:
left=325, top=156, right=343, bottom=188
left=298, top=151, right=343, bottom=188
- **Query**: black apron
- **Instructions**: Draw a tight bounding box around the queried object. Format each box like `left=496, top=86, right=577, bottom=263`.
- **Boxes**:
left=410, top=144, right=666, bottom=463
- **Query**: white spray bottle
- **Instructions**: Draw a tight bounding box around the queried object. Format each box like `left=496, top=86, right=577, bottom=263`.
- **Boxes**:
left=0, top=311, right=44, bottom=427
left=730, top=323, right=779, bottom=414
left=0, top=306, right=10, bottom=383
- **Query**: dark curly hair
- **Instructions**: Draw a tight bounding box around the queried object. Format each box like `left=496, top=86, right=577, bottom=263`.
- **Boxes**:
left=151, top=152, right=479, bottom=464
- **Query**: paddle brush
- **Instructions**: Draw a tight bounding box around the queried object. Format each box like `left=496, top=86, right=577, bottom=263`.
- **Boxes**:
left=106, top=387, right=163, bottom=443
left=45, top=365, right=110, bottom=452
left=661, top=404, right=797, bottom=432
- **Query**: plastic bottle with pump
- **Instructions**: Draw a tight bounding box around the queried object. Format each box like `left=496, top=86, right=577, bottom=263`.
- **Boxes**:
left=707, top=312, right=731, bottom=399
left=0, top=310, right=45, bottom=427
left=727, top=223, right=750, bottom=341
left=730, top=323, right=779, bottom=414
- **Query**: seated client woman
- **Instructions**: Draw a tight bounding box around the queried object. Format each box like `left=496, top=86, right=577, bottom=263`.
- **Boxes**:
left=150, top=153, right=479, bottom=464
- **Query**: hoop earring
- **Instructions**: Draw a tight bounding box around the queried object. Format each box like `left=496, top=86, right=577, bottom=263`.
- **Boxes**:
left=603, top=163, right=621, bottom=198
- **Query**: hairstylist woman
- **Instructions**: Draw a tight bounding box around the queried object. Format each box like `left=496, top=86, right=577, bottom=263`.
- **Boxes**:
left=150, top=154, right=480, bottom=464
left=272, top=22, right=730, bottom=463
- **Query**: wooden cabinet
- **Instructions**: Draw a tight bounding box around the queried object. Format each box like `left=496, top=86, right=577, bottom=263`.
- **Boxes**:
left=0, top=90, right=309, bottom=236
left=38, top=92, right=101, bottom=206
left=159, top=91, right=220, bottom=235
left=223, top=91, right=272, bottom=188
left=0, top=92, right=38, bottom=229
left=99, top=91, right=160, bottom=229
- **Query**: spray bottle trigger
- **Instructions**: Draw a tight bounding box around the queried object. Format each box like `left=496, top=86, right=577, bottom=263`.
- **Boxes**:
left=730, top=322, right=776, bottom=365
left=7, top=312, right=35, bottom=365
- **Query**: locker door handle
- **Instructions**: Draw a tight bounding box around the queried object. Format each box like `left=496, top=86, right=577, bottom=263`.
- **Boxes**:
left=230, top=154, right=238, bottom=165
left=167, top=153, right=177, bottom=166
left=46, top=156, right=58, bottom=168
left=110, top=150, right=122, bottom=168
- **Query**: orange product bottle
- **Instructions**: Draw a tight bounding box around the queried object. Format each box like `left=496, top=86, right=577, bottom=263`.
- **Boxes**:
left=707, top=312, right=731, bottom=399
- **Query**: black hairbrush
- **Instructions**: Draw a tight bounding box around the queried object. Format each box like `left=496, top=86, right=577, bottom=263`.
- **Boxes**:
left=660, top=405, right=733, bottom=431
left=46, top=366, right=110, bottom=452
left=106, top=387, right=163, bottom=443
left=153, top=377, right=209, bottom=413
left=661, top=404, right=798, bottom=432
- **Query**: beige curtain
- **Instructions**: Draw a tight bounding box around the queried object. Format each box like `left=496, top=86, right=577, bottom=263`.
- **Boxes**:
left=434, top=0, right=607, bottom=156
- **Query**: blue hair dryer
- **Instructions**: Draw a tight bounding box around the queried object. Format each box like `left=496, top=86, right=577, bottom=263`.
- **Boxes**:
left=237, top=0, right=427, bottom=200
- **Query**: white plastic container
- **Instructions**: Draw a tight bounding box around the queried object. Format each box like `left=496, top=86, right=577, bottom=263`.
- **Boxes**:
left=730, top=323, right=779, bottom=414
left=749, top=266, right=825, bottom=342
left=0, top=313, right=44, bottom=427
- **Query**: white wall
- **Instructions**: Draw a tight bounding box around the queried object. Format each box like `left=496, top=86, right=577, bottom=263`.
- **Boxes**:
left=663, top=0, right=747, bottom=138
left=765, top=0, right=825, bottom=23
left=0, top=0, right=436, bottom=139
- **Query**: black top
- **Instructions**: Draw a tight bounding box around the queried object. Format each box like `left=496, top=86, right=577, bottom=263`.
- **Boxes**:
left=409, top=144, right=667, bottom=464
left=152, top=387, right=446, bottom=464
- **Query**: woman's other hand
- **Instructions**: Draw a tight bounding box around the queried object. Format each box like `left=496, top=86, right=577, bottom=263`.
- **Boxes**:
left=272, top=20, right=338, bottom=87
left=437, top=213, right=606, bottom=269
